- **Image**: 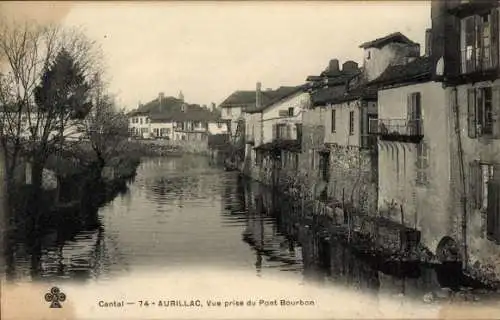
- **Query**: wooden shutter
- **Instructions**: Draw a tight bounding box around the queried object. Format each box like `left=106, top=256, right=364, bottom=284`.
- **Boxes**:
left=407, top=93, right=414, bottom=135
left=415, top=93, right=422, bottom=135
left=469, top=160, right=481, bottom=209
left=487, top=164, right=500, bottom=242
left=487, top=180, right=498, bottom=240
left=492, top=86, right=500, bottom=138
left=492, top=8, right=499, bottom=69
left=468, top=88, right=477, bottom=138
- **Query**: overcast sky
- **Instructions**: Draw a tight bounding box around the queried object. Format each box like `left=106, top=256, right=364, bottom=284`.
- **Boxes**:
left=2, top=1, right=431, bottom=110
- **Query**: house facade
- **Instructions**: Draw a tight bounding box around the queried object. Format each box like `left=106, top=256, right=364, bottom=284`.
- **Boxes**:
left=370, top=56, right=451, bottom=260
left=430, top=0, right=500, bottom=282
left=245, top=86, right=309, bottom=185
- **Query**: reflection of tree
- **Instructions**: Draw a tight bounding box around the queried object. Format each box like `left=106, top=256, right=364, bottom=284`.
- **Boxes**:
left=2, top=202, right=114, bottom=282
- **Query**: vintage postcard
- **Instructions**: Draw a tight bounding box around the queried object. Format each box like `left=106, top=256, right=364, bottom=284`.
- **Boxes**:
left=2, top=0, right=500, bottom=319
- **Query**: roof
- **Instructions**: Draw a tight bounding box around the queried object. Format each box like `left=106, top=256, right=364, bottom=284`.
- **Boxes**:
left=219, top=86, right=304, bottom=110
left=245, top=85, right=306, bottom=114
left=310, top=85, right=348, bottom=106
left=129, top=96, right=220, bottom=122
left=219, top=91, right=258, bottom=108
left=368, top=56, right=432, bottom=87
left=359, top=32, right=418, bottom=49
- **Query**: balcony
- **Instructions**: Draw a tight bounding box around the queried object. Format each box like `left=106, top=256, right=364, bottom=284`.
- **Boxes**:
left=369, top=118, right=423, bottom=143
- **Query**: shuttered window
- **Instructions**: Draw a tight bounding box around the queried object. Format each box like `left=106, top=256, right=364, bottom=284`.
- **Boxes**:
left=468, top=88, right=477, bottom=138
left=468, top=86, right=500, bottom=139
left=349, top=111, right=354, bottom=136
left=486, top=164, right=500, bottom=242
left=460, top=9, right=499, bottom=73
left=416, top=142, right=429, bottom=186
left=407, top=92, right=422, bottom=136
left=331, top=110, right=336, bottom=133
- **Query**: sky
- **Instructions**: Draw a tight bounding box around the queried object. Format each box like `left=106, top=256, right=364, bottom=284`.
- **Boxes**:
left=1, top=1, right=431, bottom=111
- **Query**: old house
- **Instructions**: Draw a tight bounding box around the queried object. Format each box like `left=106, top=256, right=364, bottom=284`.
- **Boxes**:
left=300, top=59, right=358, bottom=201
left=370, top=55, right=449, bottom=259
left=430, top=0, right=500, bottom=283
left=244, top=85, right=309, bottom=185
left=314, top=59, right=379, bottom=216
left=127, top=92, right=225, bottom=141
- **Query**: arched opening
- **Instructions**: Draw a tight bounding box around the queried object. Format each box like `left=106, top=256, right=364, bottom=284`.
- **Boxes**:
left=435, top=236, right=462, bottom=290
left=436, top=236, right=461, bottom=263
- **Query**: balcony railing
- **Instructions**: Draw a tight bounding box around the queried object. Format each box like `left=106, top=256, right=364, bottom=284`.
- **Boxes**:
left=369, top=118, right=423, bottom=143
left=461, top=46, right=497, bottom=75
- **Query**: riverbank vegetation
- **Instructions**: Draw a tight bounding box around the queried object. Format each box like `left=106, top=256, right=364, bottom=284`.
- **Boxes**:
left=0, top=17, right=141, bottom=224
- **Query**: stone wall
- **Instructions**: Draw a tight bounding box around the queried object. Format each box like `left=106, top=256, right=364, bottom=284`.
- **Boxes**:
left=326, top=145, right=378, bottom=217
left=140, top=138, right=209, bottom=154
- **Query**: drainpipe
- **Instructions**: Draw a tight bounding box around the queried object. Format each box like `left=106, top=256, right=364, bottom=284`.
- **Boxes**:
left=451, top=85, right=468, bottom=268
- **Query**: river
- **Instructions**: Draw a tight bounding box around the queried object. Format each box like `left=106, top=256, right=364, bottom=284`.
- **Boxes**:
left=1, top=155, right=496, bottom=304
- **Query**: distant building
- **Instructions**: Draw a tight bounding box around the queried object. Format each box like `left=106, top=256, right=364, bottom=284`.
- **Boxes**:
left=127, top=92, right=227, bottom=141
left=245, top=85, right=309, bottom=182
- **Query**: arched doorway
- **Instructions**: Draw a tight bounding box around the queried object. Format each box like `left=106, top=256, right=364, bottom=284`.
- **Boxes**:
left=435, top=236, right=462, bottom=289
left=436, top=236, right=461, bottom=263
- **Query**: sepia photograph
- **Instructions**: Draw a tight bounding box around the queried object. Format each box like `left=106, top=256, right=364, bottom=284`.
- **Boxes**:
left=2, top=0, right=500, bottom=319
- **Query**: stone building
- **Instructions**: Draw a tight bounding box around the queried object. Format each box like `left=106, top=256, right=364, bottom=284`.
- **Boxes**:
left=429, top=0, right=500, bottom=284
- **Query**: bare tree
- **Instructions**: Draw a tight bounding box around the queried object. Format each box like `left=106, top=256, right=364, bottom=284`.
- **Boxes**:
left=80, top=75, right=129, bottom=180
left=0, top=17, right=103, bottom=195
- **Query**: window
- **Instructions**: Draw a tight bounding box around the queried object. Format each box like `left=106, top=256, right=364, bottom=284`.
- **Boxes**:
left=140, top=118, right=143, bottom=125
left=366, top=50, right=371, bottom=60
left=294, top=153, right=299, bottom=171
left=467, top=87, right=500, bottom=138
left=460, top=9, right=499, bottom=73
left=282, top=151, right=287, bottom=168
left=470, top=161, right=500, bottom=241
left=416, top=142, right=429, bottom=186
left=331, top=110, right=336, bottom=133
left=407, top=92, right=422, bottom=136
left=296, top=123, right=303, bottom=142
left=288, top=107, right=294, bottom=117
left=349, top=111, right=354, bottom=135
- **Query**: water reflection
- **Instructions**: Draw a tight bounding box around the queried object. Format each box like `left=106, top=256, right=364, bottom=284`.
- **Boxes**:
left=0, top=155, right=492, bottom=303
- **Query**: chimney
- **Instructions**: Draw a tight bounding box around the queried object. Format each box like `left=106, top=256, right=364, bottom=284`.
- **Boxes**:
left=159, top=92, right=164, bottom=112
left=328, top=59, right=340, bottom=73
left=425, top=28, right=432, bottom=57
left=342, top=61, right=359, bottom=72
left=211, top=102, right=216, bottom=111
left=256, top=82, right=262, bottom=108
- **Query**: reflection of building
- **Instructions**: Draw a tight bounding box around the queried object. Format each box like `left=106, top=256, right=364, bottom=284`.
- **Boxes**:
left=128, top=92, right=228, bottom=140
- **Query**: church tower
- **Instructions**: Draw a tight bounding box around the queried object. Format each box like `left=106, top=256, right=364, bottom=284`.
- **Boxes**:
left=178, top=90, right=184, bottom=102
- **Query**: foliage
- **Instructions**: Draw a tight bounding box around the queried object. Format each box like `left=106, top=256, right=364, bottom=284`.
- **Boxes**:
left=0, top=17, right=102, bottom=190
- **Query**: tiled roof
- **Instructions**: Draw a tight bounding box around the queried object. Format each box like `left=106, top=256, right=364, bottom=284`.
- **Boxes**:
left=219, top=86, right=304, bottom=111
left=219, top=91, right=257, bottom=108
left=311, top=86, right=348, bottom=106
left=245, top=85, right=306, bottom=114
left=129, top=96, right=220, bottom=122
left=359, top=32, right=418, bottom=49
left=368, top=56, right=432, bottom=87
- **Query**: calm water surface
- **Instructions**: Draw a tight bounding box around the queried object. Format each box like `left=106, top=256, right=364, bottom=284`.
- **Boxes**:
left=4, top=155, right=493, bottom=302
